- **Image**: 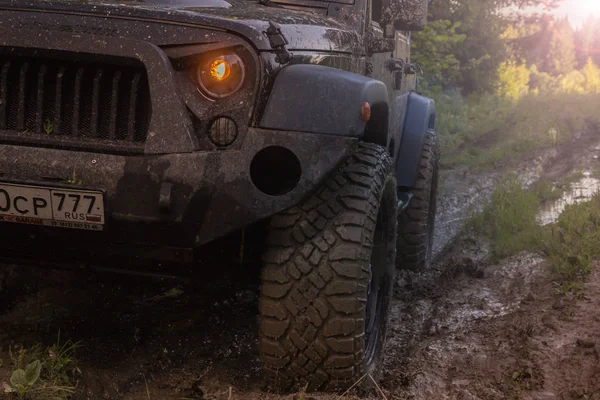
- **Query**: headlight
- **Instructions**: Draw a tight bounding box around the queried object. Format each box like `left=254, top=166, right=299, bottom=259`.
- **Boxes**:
left=197, top=53, right=245, bottom=99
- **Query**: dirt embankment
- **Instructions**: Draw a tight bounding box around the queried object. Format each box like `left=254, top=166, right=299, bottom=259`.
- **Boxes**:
left=1, top=127, right=600, bottom=400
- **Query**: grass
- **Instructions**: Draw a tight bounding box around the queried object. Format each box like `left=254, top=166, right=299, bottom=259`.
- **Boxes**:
left=61, top=170, right=82, bottom=186
left=435, top=92, right=600, bottom=169
left=529, top=178, right=563, bottom=204
left=2, top=334, right=80, bottom=399
left=540, top=193, right=600, bottom=280
left=469, top=174, right=541, bottom=259
left=471, top=173, right=600, bottom=281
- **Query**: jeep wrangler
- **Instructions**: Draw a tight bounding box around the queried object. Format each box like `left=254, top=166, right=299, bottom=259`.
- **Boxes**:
left=0, top=0, right=438, bottom=392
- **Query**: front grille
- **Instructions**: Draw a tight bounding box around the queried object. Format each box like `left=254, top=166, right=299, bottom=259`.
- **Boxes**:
left=0, top=55, right=150, bottom=149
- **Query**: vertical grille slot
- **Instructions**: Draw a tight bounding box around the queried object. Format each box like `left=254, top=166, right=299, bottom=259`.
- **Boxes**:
left=89, top=68, right=103, bottom=138
left=108, top=71, right=121, bottom=140
left=72, top=67, right=83, bottom=137
left=0, top=61, right=9, bottom=129
left=0, top=55, right=150, bottom=150
left=54, top=66, right=65, bottom=135
left=16, top=62, right=28, bottom=130
left=34, top=64, right=47, bottom=132
left=127, top=73, right=141, bottom=142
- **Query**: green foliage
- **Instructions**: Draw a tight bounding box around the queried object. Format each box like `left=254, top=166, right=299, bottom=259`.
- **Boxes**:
left=494, top=58, right=600, bottom=98
left=469, top=174, right=541, bottom=259
left=469, top=171, right=600, bottom=282
left=553, top=280, right=585, bottom=299
left=541, top=194, right=600, bottom=280
left=530, top=178, right=563, bottom=203
left=43, top=119, right=54, bottom=135
left=437, top=92, right=600, bottom=169
left=497, top=60, right=530, bottom=100
left=469, top=173, right=600, bottom=281
left=3, top=335, right=80, bottom=399
left=425, top=0, right=600, bottom=287
left=429, top=89, right=468, bottom=148
left=417, top=0, right=510, bottom=94
left=529, top=65, right=556, bottom=94
left=411, top=20, right=466, bottom=92
left=574, top=16, right=600, bottom=68
left=582, top=58, right=600, bottom=92
left=543, top=18, right=576, bottom=76
left=559, top=70, right=586, bottom=93
left=61, top=170, right=82, bottom=186
left=10, top=361, right=42, bottom=398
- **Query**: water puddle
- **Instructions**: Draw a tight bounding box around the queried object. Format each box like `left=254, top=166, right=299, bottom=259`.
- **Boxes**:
left=538, top=171, right=600, bottom=225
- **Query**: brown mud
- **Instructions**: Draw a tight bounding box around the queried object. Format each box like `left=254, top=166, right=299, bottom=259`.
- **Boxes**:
left=2, top=126, right=600, bottom=400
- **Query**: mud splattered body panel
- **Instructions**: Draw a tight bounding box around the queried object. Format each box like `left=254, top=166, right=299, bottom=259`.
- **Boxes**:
left=0, top=0, right=424, bottom=262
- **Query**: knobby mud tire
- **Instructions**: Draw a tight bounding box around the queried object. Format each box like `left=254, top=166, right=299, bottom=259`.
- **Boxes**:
left=396, top=130, right=440, bottom=271
left=258, top=143, right=398, bottom=392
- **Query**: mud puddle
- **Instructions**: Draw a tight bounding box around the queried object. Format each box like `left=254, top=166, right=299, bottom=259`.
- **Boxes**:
left=397, top=253, right=600, bottom=400
left=538, top=171, right=600, bottom=225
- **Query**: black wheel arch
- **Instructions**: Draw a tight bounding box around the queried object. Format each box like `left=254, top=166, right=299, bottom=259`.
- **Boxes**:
left=394, top=92, right=437, bottom=189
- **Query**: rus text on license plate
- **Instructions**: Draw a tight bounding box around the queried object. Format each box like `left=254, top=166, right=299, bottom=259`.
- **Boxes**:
left=0, top=183, right=105, bottom=231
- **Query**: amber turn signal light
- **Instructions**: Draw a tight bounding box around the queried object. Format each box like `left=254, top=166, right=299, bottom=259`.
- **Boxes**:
left=198, top=53, right=245, bottom=99
left=361, top=102, right=371, bottom=122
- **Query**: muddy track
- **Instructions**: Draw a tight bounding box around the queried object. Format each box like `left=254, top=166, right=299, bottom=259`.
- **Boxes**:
left=2, top=127, right=600, bottom=399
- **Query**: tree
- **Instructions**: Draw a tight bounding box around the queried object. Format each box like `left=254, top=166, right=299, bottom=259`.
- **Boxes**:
left=410, top=20, right=466, bottom=93
left=542, top=17, right=576, bottom=76
left=422, top=0, right=562, bottom=94
left=574, top=17, right=600, bottom=68
left=503, top=16, right=549, bottom=66
left=500, top=16, right=576, bottom=77
left=497, top=61, right=530, bottom=100
left=560, top=70, right=586, bottom=93
left=582, top=58, right=600, bottom=92
left=529, top=64, right=556, bottom=94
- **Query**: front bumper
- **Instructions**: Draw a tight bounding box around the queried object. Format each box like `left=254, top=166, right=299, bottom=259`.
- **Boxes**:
left=0, top=128, right=356, bottom=250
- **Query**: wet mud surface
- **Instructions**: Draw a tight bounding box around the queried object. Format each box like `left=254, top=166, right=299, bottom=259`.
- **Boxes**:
left=2, top=128, right=600, bottom=399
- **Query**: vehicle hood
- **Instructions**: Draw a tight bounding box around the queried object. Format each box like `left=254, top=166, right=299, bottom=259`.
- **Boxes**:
left=0, top=0, right=362, bottom=53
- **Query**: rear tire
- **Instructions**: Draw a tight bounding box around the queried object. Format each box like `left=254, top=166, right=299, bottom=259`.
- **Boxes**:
left=396, top=130, right=439, bottom=271
left=258, top=143, right=397, bottom=392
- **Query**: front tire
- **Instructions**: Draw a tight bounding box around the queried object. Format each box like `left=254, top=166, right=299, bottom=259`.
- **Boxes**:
left=258, top=143, right=397, bottom=392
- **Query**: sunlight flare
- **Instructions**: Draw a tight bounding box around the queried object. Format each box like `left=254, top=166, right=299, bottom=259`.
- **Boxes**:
left=580, top=0, right=600, bottom=13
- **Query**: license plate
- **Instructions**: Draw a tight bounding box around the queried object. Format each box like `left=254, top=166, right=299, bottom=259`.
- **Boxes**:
left=0, top=182, right=105, bottom=231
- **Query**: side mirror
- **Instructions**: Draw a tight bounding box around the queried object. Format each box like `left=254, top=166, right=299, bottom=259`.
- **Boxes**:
left=380, top=0, right=428, bottom=32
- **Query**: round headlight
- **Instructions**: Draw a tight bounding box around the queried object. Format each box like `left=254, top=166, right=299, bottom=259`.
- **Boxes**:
left=197, top=54, right=245, bottom=98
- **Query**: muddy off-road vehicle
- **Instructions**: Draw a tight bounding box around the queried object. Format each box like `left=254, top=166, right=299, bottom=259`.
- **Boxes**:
left=0, top=0, right=438, bottom=392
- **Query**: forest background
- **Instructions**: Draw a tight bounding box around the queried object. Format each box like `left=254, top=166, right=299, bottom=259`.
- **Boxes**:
left=414, top=0, right=600, bottom=168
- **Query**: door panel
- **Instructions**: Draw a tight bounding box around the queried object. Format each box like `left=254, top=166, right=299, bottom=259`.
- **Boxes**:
left=365, top=14, right=414, bottom=160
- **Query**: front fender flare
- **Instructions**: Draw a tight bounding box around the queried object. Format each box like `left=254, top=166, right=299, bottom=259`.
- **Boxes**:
left=260, top=64, right=389, bottom=143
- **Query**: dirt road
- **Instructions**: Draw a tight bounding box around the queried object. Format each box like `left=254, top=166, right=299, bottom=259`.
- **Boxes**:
left=2, top=129, right=600, bottom=399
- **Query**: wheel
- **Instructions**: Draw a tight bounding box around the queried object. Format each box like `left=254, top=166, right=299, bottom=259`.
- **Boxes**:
left=396, top=130, right=439, bottom=271
left=258, top=143, right=398, bottom=392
